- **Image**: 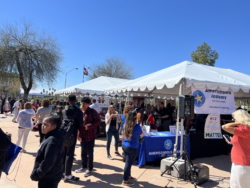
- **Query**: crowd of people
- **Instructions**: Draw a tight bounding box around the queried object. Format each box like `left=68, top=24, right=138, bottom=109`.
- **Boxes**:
left=0, top=94, right=250, bottom=188
left=0, top=95, right=147, bottom=187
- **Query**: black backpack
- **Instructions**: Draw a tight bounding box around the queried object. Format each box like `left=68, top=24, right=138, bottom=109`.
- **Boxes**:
left=62, top=109, right=80, bottom=147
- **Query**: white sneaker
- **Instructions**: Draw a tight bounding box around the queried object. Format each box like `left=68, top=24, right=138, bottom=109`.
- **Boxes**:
left=75, top=167, right=86, bottom=173
left=83, top=169, right=91, bottom=177
left=107, top=155, right=113, bottom=160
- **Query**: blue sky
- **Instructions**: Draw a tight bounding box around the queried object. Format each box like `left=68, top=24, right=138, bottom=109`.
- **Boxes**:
left=1, top=0, right=250, bottom=93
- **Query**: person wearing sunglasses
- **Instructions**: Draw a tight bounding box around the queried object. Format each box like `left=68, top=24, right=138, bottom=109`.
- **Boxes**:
left=105, top=105, right=122, bottom=160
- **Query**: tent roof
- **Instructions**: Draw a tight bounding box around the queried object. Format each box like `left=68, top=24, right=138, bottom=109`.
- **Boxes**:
left=55, top=76, right=130, bottom=96
left=105, top=61, right=250, bottom=100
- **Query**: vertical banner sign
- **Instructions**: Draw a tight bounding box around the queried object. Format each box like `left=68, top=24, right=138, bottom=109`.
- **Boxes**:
left=191, top=86, right=235, bottom=114
left=204, top=114, right=223, bottom=139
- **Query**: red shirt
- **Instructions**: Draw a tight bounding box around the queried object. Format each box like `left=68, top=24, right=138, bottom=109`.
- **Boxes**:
left=32, top=103, right=36, bottom=111
left=231, top=125, right=250, bottom=166
left=147, top=114, right=157, bottom=130
left=79, top=107, right=101, bottom=142
left=148, top=114, right=155, bottom=125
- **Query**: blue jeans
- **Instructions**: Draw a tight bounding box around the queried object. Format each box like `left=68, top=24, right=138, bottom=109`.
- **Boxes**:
left=122, top=145, right=138, bottom=181
left=106, top=127, right=119, bottom=156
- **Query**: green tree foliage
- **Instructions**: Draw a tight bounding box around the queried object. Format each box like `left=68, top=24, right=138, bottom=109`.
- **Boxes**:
left=0, top=19, right=63, bottom=98
left=191, top=42, right=219, bottom=66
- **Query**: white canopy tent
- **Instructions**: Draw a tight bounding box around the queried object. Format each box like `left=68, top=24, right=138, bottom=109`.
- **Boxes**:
left=105, top=61, right=250, bottom=100
left=55, top=76, right=130, bottom=96
left=105, top=61, right=250, bottom=157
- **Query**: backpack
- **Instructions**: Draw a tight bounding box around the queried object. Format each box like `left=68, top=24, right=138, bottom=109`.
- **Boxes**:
left=62, top=109, right=80, bottom=147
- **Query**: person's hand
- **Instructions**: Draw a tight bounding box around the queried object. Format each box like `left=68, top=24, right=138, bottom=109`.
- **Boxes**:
left=6, top=132, right=11, bottom=137
left=85, top=125, right=88, bottom=130
left=225, top=136, right=232, bottom=144
left=77, top=136, right=82, bottom=142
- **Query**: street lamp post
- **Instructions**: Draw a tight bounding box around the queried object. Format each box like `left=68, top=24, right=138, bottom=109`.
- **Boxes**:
left=65, top=68, right=78, bottom=89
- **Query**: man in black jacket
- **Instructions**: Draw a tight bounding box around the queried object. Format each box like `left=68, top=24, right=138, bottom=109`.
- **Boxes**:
left=0, top=128, right=12, bottom=178
left=30, top=116, right=65, bottom=188
left=10, top=98, right=16, bottom=114
left=1, top=95, right=6, bottom=114
left=63, top=95, right=83, bottom=183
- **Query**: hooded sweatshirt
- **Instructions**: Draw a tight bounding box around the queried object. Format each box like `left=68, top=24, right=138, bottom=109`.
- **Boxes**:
left=64, top=104, right=83, bottom=136
left=30, top=129, right=65, bottom=182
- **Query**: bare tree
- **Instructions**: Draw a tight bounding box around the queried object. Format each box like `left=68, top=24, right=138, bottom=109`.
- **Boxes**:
left=0, top=19, right=63, bottom=98
left=88, top=56, right=134, bottom=80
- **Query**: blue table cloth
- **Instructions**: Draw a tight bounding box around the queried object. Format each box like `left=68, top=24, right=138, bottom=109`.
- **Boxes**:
left=137, top=131, right=190, bottom=167
left=3, top=143, right=22, bottom=175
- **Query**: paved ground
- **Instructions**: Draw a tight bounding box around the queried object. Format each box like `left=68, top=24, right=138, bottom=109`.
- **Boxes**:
left=1, top=114, right=231, bottom=188
left=0, top=178, right=23, bottom=188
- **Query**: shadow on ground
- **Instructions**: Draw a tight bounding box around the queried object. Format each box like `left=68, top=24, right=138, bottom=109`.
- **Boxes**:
left=162, top=173, right=230, bottom=188
left=25, top=152, right=37, bottom=158
left=192, top=155, right=231, bottom=173
left=62, top=175, right=166, bottom=188
left=72, top=160, right=123, bottom=173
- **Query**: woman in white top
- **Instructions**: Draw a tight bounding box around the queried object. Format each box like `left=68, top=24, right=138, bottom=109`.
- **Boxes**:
left=105, top=105, right=122, bottom=160
left=12, top=99, right=22, bottom=123
left=16, top=102, right=35, bottom=153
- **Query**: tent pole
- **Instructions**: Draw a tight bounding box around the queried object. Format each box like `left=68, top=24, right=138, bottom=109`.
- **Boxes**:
left=126, top=91, right=130, bottom=105
left=173, top=78, right=183, bottom=159
left=147, top=93, right=150, bottom=105
left=119, top=95, right=122, bottom=114
left=180, top=78, right=185, bottom=156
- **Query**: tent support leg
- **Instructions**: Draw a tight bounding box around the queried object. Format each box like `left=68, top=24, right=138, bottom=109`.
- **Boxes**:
left=119, top=96, right=122, bottom=114
left=173, top=78, right=184, bottom=159
left=180, top=79, right=186, bottom=155
left=126, top=91, right=130, bottom=105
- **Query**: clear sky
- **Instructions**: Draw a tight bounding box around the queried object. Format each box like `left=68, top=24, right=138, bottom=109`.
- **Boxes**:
left=1, top=0, right=250, bottom=93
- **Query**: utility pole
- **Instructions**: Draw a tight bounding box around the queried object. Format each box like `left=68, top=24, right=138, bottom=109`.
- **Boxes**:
left=65, top=68, right=78, bottom=89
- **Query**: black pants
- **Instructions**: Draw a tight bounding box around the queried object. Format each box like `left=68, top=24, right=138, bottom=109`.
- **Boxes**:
left=38, top=124, right=45, bottom=144
left=81, top=138, right=95, bottom=171
left=38, top=177, right=61, bottom=188
left=10, top=105, right=13, bottom=113
left=63, top=137, right=77, bottom=176
left=1, top=106, right=3, bottom=114
left=163, top=120, right=172, bottom=131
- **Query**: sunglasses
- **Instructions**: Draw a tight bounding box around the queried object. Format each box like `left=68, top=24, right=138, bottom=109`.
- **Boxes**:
left=110, top=107, right=115, bottom=108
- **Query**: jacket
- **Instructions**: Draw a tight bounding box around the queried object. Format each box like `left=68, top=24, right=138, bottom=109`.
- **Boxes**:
left=30, top=129, right=65, bottom=182
left=10, top=99, right=16, bottom=107
left=17, top=109, right=36, bottom=129
left=65, top=105, right=84, bottom=136
left=0, top=128, right=12, bottom=171
left=79, top=107, right=101, bottom=141
left=105, top=113, right=120, bottom=132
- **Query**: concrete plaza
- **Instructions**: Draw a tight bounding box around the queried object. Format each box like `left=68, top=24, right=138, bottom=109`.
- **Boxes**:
left=1, top=115, right=230, bottom=188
